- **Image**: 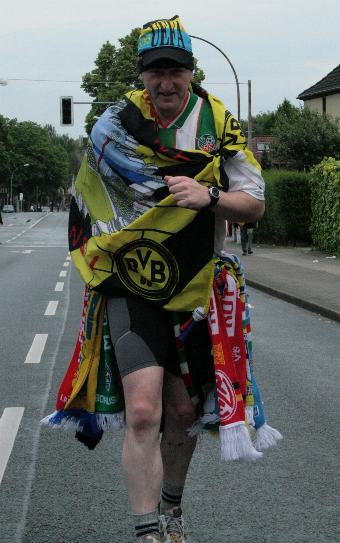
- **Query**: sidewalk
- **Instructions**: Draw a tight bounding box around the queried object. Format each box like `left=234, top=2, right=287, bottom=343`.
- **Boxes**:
left=226, top=241, right=340, bottom=323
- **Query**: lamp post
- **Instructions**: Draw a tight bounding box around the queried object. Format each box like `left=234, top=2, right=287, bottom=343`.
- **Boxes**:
left=189, top=35, right=241, bottom=120
left=10, top=163, right=30, bottom=205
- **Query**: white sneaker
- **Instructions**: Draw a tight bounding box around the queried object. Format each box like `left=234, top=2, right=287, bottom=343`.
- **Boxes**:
left=137, top=534, right=162, bottom=543
left=159, top=507, right=186, bottom=542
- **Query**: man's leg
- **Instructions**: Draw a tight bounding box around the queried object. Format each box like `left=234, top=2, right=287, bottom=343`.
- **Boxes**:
left=122, top=366, right=164, bottom=540
left=240, top=226, right=248, bottom=255
left=247, top=227, right=254, bottom=253
left=122, top=366, right=164, bottom=513
left=161, top=371, right=197, bottom=493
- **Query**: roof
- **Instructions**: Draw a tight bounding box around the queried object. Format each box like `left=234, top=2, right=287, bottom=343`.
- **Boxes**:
left=297, top=64, right=340, bottom=100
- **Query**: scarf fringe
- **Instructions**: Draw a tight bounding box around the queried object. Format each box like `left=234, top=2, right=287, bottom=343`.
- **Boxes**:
left=40, top=410, right=124, bottom=433
left=253, top=423, right=283, bottom=451
left=219, top=423, right=263, bottom=462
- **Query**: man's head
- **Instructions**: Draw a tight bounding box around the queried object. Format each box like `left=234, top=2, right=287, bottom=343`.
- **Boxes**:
left=137, top=16, right=194, bottom=119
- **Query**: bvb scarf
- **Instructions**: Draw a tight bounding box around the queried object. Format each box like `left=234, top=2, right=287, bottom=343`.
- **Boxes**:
left=68, top=84, right=259, bottom=314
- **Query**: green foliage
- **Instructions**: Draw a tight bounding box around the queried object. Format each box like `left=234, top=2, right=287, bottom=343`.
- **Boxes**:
left=257, top=169, right=311, bottom=244
left=81, top=28, right=206, bottom=134
left=271, top=100, right=340, bottom=170
left=240, top=110, right=276, bottom=137
left=0, top=114, right=82, bottom=208
left=309, top=157, right=340, bottom=254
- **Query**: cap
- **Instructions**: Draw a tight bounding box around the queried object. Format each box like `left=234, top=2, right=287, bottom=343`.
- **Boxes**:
left=137, top=15, right=194, bottom=73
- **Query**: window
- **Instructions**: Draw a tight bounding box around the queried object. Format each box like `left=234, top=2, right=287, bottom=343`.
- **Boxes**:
left=257, top=142, right=270, bottom=151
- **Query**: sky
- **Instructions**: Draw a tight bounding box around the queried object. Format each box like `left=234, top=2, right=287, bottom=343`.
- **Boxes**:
left=1, top=0, right=339, bottom=139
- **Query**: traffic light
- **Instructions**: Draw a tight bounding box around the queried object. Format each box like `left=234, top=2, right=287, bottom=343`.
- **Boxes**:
left=60, top=96, right=73, bottom=125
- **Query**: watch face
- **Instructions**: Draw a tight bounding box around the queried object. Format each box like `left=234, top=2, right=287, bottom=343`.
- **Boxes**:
left=211, top=187, right=220, bottom=198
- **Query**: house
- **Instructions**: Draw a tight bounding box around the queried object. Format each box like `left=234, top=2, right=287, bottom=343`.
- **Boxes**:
left=250, top=135, right=274, bottom=164
left=297, top=64, right=340, bottom=121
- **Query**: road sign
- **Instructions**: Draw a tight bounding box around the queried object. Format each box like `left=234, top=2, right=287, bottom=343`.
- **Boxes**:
left=19, top=193, right=23, bottom=201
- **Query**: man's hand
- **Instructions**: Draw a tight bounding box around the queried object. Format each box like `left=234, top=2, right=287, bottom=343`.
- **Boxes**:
left=164, top=175, right=210, bottom=210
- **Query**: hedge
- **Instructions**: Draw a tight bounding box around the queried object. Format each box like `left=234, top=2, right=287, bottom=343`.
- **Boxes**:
left=257, top=169, right=311, bottom=245
left=309, top=157, right=340, bottom=255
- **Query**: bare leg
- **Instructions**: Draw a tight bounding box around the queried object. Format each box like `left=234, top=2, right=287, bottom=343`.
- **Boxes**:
left=122, top=366, right=164, bottom=513
left=161, top=371, right=197, bottom=492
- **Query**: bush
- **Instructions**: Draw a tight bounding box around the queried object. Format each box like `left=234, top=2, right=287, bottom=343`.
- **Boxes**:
left=309, top=157, right=340, bottom=255
left=257, top=169, right=311, bottom=245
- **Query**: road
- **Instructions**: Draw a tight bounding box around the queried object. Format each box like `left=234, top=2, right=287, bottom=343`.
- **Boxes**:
left=0, top=212, right=338, bottom=543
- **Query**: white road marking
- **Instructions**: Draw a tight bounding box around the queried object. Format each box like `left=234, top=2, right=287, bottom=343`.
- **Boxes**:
left=5, top=244, right=68, bottom=248
left=0, top=407, right=25, bottom=485
left=24, top=334, right=48, bottom=364
left=44, top=301, right=59, bottom=316
left=55, top=282, right=64, bottom=292
left=22, top=249, right=33, bottom=254
left=4, top=214, right=49, bottom=243
left=59, top=270, right=67, bottom=277
left=66, top=255, right=71, bottom=261
left=63, top=261, right=70, bottom=267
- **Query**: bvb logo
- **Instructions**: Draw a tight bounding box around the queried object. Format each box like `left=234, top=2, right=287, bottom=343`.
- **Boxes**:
left=115, top=239, right=179, bottom=300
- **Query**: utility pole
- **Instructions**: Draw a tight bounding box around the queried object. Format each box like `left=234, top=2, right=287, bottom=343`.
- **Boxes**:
left=247, top=80, right=252, bottom=150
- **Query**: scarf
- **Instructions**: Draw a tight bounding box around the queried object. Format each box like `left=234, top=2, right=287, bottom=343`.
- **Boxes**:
left=41, top=88, right=281, bottom=460
left=68, top=85, right=258, bottom=314
left=41, top=255, right=282, bottom=461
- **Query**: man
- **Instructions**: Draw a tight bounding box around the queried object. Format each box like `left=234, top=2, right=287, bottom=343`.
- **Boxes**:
left=241, top=222, right=257, bottom=255
left=105, top=17, right=263, bottom=542
left=50, top=15, right=265, bottom=543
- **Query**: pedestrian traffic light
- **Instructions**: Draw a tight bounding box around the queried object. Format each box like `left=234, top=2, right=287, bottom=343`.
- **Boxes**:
left=60, top=96, right=73, bottom=126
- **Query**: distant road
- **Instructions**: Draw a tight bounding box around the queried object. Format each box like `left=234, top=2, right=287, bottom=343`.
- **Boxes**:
left=0, top=212, right=338, bottom=543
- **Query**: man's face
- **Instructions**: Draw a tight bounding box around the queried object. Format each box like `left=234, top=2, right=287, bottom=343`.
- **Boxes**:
left=140, top=64, right=193, bottom=120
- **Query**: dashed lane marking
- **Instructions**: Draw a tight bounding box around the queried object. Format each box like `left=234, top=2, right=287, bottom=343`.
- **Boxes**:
left=63, top=261, right=70, bottom=267
left=24, top=334, right=48, bottom=364
left=55, top=282, right=64, bottom=292
left=44, top=301, right=59, bottom=316
left=59, top=270, right=67, bottom=277
left=0, top=407, right=25, bottom=485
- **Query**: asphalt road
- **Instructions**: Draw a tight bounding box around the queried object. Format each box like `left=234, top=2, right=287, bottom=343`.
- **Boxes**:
left=0, top=212, right=338, bottom=543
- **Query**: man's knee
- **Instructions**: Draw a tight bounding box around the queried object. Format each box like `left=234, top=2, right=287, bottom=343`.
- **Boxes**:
left=166, top=400, right=196, bottom=430
left=126, top=400, right=162, bottom=434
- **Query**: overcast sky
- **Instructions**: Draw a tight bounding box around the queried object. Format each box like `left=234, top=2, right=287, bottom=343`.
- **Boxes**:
left=1, top=0, right=339, bottom=139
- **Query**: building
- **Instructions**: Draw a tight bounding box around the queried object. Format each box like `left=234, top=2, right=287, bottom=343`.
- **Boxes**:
left=297, top=65, right=340, bottom=121
left=250, top=135, right=274, bottom=164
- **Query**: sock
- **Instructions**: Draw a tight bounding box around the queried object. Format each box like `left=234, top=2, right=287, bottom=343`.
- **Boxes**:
left=133, top=509, right=159, bottom=539
left=160, top=482, right=184, bottom=513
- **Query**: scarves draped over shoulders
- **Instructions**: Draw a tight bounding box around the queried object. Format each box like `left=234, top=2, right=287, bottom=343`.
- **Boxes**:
left=68, top=85, right=251, bottom=313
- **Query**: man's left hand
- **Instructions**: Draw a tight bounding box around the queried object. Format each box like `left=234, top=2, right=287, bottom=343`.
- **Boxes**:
left=164, top=175, right=210, bottom=210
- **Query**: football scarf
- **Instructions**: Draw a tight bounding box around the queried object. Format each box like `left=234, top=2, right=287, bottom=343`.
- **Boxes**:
left=41, top=256, right=282, bottom=461
left=68, top=84, right=259, bottom=314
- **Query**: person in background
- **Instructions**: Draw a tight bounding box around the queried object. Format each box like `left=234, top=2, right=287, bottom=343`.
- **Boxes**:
left=241, top=222, right=257, bottom=255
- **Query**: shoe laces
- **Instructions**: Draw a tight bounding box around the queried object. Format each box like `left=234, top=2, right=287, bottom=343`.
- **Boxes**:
left=160, top=508, right=186, bottom=541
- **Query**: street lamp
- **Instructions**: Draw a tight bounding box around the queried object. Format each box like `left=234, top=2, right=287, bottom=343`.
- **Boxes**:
left=189, top=35, right=241, bottom=120
left=10, top=163, right=30, bottom=205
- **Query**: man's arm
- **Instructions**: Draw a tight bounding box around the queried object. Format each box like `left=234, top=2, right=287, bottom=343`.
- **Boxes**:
left=164, top=175, right=265, bottom=223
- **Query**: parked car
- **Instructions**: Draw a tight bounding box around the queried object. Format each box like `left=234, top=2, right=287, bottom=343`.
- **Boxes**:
left=2, top=204, right=15, bottom=213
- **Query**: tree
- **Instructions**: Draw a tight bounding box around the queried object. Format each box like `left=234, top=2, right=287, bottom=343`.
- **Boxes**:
left=82, top=28, right=205, bottom=134
left=240, top=110, right=276, bottom=137
left=271, top=99, right=340, bottom=170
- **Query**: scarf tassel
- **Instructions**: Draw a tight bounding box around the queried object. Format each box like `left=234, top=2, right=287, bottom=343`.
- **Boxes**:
left=219, top=424, right=263, bottom=462
left=40, top=409, right=124, bottom=433
left=253, top=423, right=283, bottom=451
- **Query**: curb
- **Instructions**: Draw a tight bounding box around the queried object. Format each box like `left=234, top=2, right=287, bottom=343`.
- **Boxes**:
left=246, top=279, right=340, bottom=324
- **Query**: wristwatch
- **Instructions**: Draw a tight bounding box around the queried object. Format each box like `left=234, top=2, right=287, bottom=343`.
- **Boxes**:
left=207, top=186, right=220, bottom=207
